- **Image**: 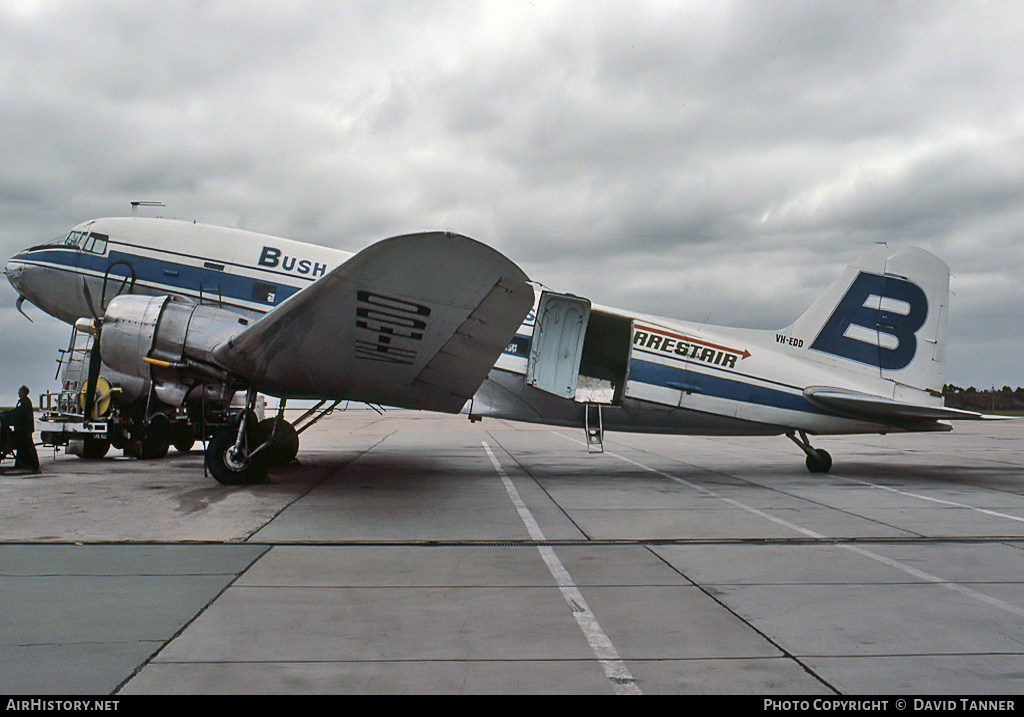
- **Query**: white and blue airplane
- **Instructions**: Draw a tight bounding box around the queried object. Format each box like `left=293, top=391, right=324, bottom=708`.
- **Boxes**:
left=5, top=215, right=987, bottom=483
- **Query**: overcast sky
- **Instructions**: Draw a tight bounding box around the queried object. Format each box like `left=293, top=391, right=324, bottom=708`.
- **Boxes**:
left=1, top=0, right=1022, bottom=405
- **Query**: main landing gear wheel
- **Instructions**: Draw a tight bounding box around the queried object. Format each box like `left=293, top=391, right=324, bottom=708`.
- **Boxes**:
left=205, top=390, right=270, bottom=486
left=205, top=427, right=268, bottom=486
left=787, top=430, right=833, bottom=474
left=256, top=417, right=299, bottom=467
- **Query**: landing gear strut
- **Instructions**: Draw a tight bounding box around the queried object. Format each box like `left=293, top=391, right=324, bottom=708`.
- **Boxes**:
left=256, top=399, right=300, bottom=468
left=204, top=392, right=306, bottom=485
left=787, top=430, right=833, bottom=473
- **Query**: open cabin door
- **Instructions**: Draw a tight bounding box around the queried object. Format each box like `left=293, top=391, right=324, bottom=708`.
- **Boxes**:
left=526, top=292, right=591, bottom=399
left=526, top=292, right=633, bottom=407
left=525, top=294, right=632, bottom=454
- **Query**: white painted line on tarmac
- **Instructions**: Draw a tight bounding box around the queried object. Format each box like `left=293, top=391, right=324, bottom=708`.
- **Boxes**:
left=482, top=441, right=642, bottom=696
left=839, top=476, right=1024, bottom=524
left=557, top=432, right=1024, bottom=621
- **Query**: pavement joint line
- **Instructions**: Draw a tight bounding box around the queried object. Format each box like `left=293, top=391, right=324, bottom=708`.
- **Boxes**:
left=5, top=536, right=1024, bottom=546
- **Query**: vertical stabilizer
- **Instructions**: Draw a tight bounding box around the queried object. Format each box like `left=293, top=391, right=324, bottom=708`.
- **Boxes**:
left=787, top=245, right=949, bottom=396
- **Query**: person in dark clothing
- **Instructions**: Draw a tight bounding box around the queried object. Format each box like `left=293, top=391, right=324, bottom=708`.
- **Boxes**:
left=2, top=386, right=39, bottom=473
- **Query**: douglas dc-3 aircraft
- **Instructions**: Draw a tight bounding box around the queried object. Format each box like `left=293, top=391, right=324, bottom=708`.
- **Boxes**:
left=5, top=216, right=987, bottom=484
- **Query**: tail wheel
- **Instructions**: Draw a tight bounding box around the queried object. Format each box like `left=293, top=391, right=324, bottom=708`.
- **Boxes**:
left=806, top=449, right=833, bottom=473
left=788, top=431, right=834, bottom=474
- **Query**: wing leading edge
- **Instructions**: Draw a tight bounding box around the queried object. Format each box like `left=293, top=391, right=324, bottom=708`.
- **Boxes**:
left=212, top=231, right=534, bottom=412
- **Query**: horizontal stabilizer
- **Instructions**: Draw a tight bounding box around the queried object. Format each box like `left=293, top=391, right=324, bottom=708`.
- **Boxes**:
left=804, top=386, right=1000, bottom=422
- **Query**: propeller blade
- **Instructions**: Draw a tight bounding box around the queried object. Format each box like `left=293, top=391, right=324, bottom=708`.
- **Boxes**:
left=82, top=327, right=104, bottom=421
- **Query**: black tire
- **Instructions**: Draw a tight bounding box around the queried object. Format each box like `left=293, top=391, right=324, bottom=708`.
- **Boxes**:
left=81, top=436, right=110, bottom=460
left=205, top=428, right=268, bottom=486
left=140, top=415, right=171, bottom=459
left=256, top=418, right=300, bottom=467
left=173, top=423, right=196, bottom=453
left=806, top=449, right=833, bottom=473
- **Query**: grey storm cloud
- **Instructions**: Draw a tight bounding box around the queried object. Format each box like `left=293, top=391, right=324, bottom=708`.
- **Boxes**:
left=1, top=0, right=1023, bottom=401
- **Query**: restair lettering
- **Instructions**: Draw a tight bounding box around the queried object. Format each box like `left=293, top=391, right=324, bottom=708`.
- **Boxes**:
left=632, top=329, right=743, bottom=369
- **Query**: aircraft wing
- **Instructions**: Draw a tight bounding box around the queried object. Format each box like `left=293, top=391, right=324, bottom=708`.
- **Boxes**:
left=804, top=387, right=998, bottom=423
left=212, top=232, right=534, bottom=412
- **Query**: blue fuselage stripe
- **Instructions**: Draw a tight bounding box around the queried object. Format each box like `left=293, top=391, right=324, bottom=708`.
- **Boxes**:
left=19, top=245, right=309, bottom=311
left=628, top=358, right=826, bottom=415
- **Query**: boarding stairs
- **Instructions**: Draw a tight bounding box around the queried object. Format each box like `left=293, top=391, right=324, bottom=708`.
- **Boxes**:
left=584, top=402, right=604, bottom=453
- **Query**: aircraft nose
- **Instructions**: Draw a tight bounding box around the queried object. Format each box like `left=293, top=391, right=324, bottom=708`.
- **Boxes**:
left=5, top=254, right=26, bottom=293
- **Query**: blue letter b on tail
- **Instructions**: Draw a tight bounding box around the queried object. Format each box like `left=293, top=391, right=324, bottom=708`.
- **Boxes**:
left=810, top=272, right=928, bottom=370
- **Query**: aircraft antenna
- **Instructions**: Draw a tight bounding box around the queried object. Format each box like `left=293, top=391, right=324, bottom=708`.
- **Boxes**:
left=130, top=201, right=165, bottom=217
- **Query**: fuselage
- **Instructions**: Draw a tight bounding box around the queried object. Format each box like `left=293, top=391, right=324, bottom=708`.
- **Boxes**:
left=5, top=217, right=938, bottom=441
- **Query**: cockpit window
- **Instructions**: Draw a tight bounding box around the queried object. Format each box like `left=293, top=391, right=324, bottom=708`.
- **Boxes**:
left=59, top=230, right=108, bottom=254
left=82, top=232, right=108, bottom=254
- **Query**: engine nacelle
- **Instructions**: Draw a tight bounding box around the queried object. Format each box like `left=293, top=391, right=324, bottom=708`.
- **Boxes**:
left=100, top=295, right=253, bottom=405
